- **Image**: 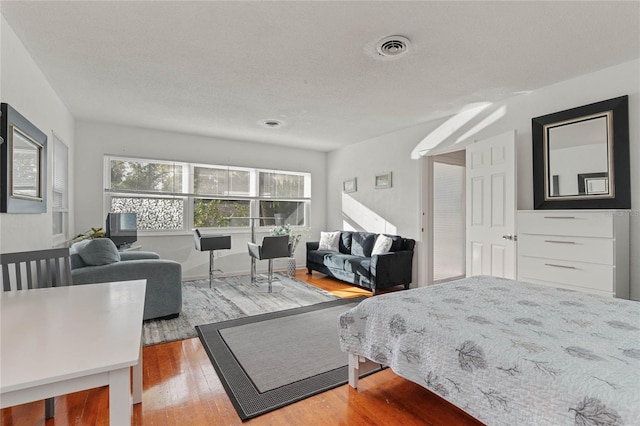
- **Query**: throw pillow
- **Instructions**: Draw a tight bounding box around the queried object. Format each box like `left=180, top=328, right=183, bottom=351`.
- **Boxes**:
left=318, top=231, right=341, bottom=251
left=339, top=232, right=353, bottom=254
left=371, top=234, right=393, bottom=256
left=69, top=240, right=90, bottom=269
left=351, top=232, right=377, bottom=257
left=76, top=238, right=121, bottom=266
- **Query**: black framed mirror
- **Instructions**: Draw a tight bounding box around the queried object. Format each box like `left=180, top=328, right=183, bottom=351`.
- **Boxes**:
left=1, top=103, right=48, bottom=213
left=532, top=95, right=630, bottom=209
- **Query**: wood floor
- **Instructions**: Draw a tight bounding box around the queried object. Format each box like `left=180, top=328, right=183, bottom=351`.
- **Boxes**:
left=1, top=271, right=483, bottom=426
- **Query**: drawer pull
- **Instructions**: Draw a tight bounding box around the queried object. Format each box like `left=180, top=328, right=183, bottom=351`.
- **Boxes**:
left=543, top=216, right=576, bottom=219
left=544, top=240, right=576, bottom=244
left=545, top=263, right=577, bottom=270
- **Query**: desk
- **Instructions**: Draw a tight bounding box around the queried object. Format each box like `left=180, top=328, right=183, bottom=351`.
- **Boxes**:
left=0, top=280, right=146, bottom=425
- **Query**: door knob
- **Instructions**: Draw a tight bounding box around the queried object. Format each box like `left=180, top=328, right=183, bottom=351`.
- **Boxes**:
left=502, top=234, right=517, bottom=241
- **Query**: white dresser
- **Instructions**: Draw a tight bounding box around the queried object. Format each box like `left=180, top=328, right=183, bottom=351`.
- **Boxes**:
left=517, top=210, right=629, bottom=298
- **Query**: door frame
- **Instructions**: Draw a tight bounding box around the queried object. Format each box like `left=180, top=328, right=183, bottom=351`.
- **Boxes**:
left=419, top=131, right=517, bottom=286
left=419, top=146, right=468, bottom=287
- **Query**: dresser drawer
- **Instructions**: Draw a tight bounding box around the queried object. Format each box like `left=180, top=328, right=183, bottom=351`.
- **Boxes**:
left=518, top=234, right=613, bottom=265
left=517, top=211, right=614, bottom=238
left=518, top=256, right=614, bottom=293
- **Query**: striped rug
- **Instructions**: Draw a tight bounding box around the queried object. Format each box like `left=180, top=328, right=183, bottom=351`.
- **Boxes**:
left=142, top=273, right=338, bottom=346
left=196, top=297, right=374, bottom=420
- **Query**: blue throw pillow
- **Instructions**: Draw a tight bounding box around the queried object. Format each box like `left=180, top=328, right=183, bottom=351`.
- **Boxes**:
left=351, top=233, right=377, bottom=257
left=76, top=238, right=121, bottom=266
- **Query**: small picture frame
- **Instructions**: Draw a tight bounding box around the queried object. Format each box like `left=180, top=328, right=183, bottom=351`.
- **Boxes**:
left=584, top=177, right=609, bottom=194
left=343, top=177, right=357, bottom=193
left=375, top=172, right=392, bottom=189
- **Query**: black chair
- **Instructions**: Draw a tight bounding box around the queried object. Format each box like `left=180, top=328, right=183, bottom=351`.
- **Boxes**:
left=193, top=229, right=232, bottom=288
left=247, top=235, right=290, bottom=293
left=0, top=247, right=73, bottom=419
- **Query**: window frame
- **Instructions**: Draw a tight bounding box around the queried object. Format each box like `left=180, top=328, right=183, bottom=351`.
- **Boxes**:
left=104, top=155, right=311, bottom=235
left=52, top=133, right=69, bottom=244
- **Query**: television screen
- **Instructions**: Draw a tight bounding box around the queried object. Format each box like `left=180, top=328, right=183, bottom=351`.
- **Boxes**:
left=106, top=212, right=137, bottom=248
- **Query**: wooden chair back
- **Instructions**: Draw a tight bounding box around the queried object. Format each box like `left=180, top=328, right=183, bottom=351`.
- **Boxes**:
left=0, top=247, right=72, bottom=418
left=1, top=247, right=72, bottom=292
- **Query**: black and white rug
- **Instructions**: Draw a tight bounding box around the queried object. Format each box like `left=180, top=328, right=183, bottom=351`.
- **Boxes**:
left=142, top=273, right=338, bottom=346
left=196, top=297, right=380, bottom=421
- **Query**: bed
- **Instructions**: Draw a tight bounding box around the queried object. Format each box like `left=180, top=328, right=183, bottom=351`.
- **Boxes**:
left=338, top=275, right=640, bottom=425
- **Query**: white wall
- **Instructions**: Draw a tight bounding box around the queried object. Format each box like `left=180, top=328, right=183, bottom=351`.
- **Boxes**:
left=551, top=144, right=608, bottom=196
left=0, top=16, right=75, bottom=253
left=74, top=121, right=327, bottom=280
left=327, top=60, right=640, bottom=300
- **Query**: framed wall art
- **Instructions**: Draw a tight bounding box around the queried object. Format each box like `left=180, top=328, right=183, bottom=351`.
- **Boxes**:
left=374, top=172, right=392, bottom=189
left=1, top=103, right=48, bottom=213
left=343, top=177, right=357, bottom=193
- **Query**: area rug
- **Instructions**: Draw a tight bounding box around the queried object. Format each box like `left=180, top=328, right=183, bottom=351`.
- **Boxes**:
left=142, top=273, right=338, bottom=346
left=196, top=296, right=381, bottom=421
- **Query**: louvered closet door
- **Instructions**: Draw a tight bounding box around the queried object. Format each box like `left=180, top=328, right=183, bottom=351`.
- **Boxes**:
left=465, top=130, right=517, bottom=279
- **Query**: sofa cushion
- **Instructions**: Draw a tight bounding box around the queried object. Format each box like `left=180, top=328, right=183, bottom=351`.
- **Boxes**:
left=69, top=253, right=87, bottom=269
left=339, top=232, right=352, bottom=254
left=307, top=249, right=332, bottom=265
left=318, top=231, right=340, bottom=251
left=344, top=257, right=371, bottom=279
left=351, top=232, right=377, bottom=257
left=323, top=253, right=354, bottom=270
left=76, top=238, right=121, bottom=266
left=385, top=234, right=404, bottom=252
left=371, top=234, right=393, bottom=255
left=69, top=240, right=90, bottom=269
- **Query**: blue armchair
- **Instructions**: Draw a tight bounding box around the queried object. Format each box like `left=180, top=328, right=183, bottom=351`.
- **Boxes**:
left=70, top=239, right=182, bottom=320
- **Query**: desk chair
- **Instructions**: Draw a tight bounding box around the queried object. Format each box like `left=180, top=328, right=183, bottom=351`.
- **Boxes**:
left=1, top=247, right=73, bottom=419
left=247, top=235, right=290, bottom=293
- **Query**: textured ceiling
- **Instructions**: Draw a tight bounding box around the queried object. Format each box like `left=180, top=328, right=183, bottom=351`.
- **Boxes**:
left=1, top=1, right=639, bottom=151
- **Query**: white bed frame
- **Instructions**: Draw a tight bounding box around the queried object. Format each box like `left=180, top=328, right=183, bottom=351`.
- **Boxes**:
left=348, top=353, right=382, bottom=389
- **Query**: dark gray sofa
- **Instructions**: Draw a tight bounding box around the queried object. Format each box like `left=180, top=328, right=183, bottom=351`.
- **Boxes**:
left=70, top=243, right=182, bottom=321
left=306, top=231, right=415, bottom=295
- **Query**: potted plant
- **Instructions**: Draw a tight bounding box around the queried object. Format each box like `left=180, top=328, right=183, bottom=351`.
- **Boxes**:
left=271, top=224, right=308, bottom=277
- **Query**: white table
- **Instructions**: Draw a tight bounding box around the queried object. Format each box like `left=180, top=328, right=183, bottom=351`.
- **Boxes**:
left=0, top=280, right=146, bottom=425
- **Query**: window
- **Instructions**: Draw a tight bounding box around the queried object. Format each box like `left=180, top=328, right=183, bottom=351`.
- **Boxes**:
left=258, top=171, right=308, bottom=226
left=193, top=165, right=252, bottom=228
left=111, top=196, right=184, bottom=230
left=194, top=166, right=250, bottom=196
left=52, top=134, right=69, bottom=240
left=110, top=158, right=184, bottom=193
left=194, top=199, right=250, bottom=228
left=105, top=156, right=310, bottom=233
left=107, top=158, right=187, bottom=230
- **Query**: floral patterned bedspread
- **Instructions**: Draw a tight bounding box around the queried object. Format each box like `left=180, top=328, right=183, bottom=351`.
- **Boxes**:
left=338, top=276, right=640, bottom=426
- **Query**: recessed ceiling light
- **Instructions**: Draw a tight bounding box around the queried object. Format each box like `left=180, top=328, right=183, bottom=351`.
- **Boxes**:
left=258, top=119, right=285, bottom=129
left=376, top=35, right=411, bottom=57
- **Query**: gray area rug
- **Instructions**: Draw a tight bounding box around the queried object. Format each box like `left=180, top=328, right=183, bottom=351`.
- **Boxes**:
left=143, top=273, right=338, bottom=346
left=196, top=297, right=380, bottom=421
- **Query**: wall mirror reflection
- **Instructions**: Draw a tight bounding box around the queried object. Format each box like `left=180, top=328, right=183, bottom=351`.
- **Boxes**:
left=11, top=126, right=44, bottom=200
left=545, top=112, right=612, bottom=199
left=532, top=95, right=630, bottom=210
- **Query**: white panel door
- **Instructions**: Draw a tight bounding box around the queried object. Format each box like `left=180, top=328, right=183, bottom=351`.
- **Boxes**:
left=465, top=130, right=517, bottom=278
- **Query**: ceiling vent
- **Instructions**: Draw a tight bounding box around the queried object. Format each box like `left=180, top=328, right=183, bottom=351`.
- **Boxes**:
left=259, top=119, right=285, bottom=129
left=376, top=35, right=411, bottom=57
